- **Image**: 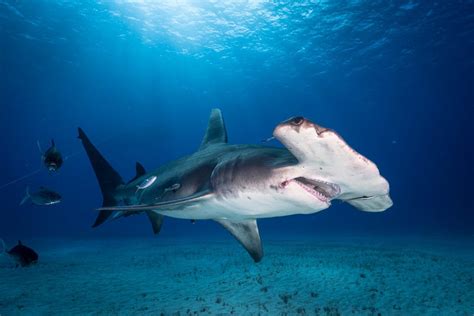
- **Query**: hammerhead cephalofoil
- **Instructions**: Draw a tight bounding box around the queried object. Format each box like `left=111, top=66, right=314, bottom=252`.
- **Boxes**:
left=79, top=109, right=392, bottom=262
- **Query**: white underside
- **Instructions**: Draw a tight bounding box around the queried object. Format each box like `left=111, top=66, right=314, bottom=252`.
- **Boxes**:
left=157, top=181, right=330, bottom=220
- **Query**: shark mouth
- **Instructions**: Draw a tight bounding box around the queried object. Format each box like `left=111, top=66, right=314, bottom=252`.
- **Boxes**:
left=290, top=177, right=340, bottom=203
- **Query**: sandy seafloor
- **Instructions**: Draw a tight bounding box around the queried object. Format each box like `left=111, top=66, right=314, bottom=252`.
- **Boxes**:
left=0, top=237, right=472, bottom=315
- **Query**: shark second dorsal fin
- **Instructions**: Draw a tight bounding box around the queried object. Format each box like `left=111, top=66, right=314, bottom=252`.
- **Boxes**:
left=215, top=219, right=263, bottom=262
left=199, top=109, right=227, bottom=150
left=126, top=162, right=147, bottom=184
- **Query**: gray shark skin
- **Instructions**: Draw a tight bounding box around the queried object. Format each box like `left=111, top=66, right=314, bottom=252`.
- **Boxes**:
left=79, top=110, right=392, bottom=262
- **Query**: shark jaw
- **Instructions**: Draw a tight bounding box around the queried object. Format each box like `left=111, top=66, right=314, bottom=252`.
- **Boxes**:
left=280, top=177, right=340, bottom=204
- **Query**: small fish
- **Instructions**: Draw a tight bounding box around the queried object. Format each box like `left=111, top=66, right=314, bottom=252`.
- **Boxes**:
left=148, top=183, right=181, bottom=201
left=20, top=186, right=61, bottom=206
left=261, top=136, right=275, bottom=143
left=1, top=239, right=38, bottom=267
left=38, top=139, right=63, bottom=172
left=164, top=183, right=181, bottom=193
left=136, top=176, right=157, bottom=191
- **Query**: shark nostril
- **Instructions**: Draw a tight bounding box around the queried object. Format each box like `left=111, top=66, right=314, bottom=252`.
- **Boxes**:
left=290, top=116, right=304, bottom=126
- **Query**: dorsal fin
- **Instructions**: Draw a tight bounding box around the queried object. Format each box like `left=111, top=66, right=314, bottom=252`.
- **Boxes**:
left=51, top=139, right=55, bottom=147
left=18, top=240, right=22, bottom=245
left=135, top=162, right=146, bottom=177
left=199, top=109, right=227, bottom=150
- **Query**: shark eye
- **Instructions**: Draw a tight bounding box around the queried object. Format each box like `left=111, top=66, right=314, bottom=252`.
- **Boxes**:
left=290, top=116, right=304, bottom=126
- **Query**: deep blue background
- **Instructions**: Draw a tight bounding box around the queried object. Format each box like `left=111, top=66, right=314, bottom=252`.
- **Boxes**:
left=0, top=0, right=472, bottom=240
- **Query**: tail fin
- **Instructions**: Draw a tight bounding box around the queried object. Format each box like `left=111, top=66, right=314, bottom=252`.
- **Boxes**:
left=78, top=128, right=124, bottom=227
left=20, top=186, right=30, bottom=206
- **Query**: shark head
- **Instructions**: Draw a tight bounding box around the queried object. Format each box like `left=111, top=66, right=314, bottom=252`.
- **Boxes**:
left=273, top=116, right=393, bottom=212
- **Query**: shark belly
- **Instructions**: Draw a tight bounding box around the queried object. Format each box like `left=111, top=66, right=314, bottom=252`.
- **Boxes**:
left=158, top=190, right=328, bottom=220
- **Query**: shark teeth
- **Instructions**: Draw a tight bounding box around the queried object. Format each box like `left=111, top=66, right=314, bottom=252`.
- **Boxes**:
left=292, top=177, right=340, bottom=203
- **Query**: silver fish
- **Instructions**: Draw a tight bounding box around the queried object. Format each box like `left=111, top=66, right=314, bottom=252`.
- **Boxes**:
left=136, top=176, right=157, bottom=190
left=20, top=186, right=61, bottom=206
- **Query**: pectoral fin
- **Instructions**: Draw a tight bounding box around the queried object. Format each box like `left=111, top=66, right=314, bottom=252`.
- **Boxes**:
left=146, top=210, right=164, bottom=234
left=215, top=219, right=263, bottom=262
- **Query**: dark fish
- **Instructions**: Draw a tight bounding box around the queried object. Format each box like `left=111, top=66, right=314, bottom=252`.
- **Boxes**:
left=39, top=139, right=63, bottom=172
left=20, top=186, right=61, bottom=206
left=1, top=240, right=38, bottom=267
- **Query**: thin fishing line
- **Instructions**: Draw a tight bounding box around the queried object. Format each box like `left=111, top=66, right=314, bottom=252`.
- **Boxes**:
left=0, top=168, right=41, bottom=190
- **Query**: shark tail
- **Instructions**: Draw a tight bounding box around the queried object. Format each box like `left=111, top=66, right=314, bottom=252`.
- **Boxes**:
left=77, top=128, right=124, bottom=228
left=20, top=186, right=30, bottom=206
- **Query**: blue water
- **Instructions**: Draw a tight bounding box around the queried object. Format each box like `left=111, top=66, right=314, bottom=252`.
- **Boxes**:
left=0, top=1, right=473, bottom=314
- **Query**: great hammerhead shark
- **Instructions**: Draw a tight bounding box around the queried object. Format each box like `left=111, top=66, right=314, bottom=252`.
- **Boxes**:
left=78, top=109, right=392, bottom=262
